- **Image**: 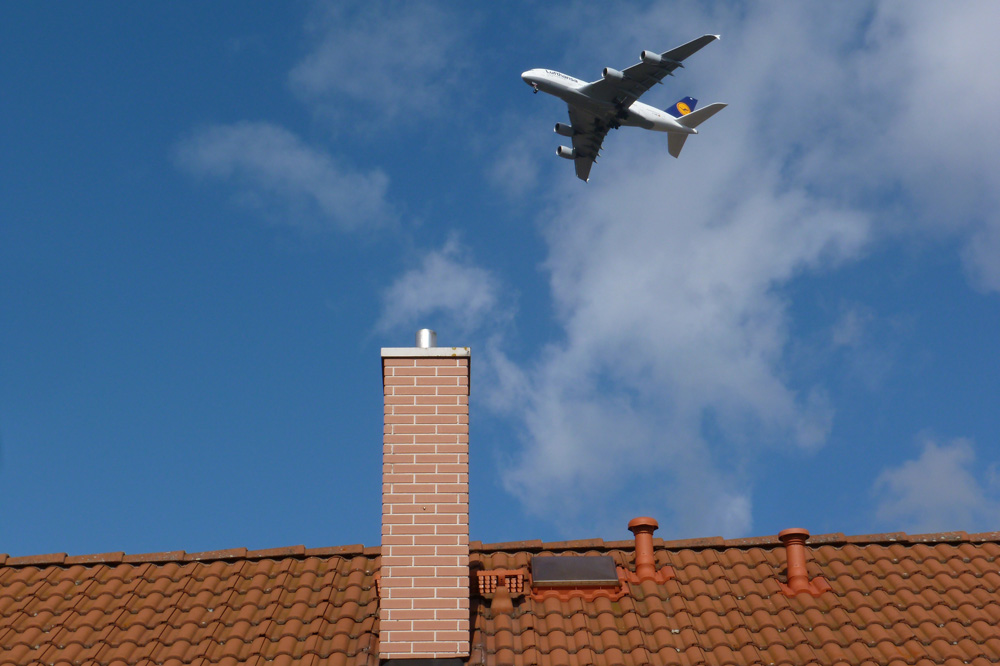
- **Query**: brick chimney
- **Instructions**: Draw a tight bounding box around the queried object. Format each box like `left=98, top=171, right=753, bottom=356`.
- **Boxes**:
left=380, top=330, right=470, bottom=660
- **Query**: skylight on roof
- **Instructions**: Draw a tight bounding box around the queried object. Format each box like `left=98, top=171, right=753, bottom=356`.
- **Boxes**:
left=530, top=555, right=619, bottom=587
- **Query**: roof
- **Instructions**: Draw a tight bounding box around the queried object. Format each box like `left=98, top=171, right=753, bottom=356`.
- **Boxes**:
left=3, top=531, right=1000, bottom=666
left=0, top=545, right=379, bottom=666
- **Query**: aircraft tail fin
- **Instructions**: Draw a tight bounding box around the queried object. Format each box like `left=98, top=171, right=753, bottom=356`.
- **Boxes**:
left=668, top=103, right=727, bottom=158
left=665, top=96, right=698, bottom=118
left=668, top=133, right=689, bottom=158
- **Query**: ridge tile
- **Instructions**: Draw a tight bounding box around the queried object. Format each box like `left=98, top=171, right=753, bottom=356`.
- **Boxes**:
left=6, top=553, right=68, bottom=566
left=123, top=549, right=187, bottom=563
left=65, top=552, right=125, bottom=566
left=185, top=548, right=248, bottom=561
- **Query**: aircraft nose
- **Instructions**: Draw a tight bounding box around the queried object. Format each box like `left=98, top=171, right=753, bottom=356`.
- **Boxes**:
left=521, top=70, right=535, bottom=85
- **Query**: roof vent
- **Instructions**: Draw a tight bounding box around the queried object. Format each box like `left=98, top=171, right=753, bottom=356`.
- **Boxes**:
left=415, top=328, right=437, bottom=348
left=778, top=528, right=832, bottom=597
left=626, top=516, right=674, bottom=584
left=476, top=569, right=526, bottom=614
left=627, top=517, right=658, bottom=581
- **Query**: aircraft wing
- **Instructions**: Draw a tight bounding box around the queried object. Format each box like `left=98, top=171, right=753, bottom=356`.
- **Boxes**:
left=582, top=34, right=719, bottom=109
left=567, top=105, right=611, bottom=182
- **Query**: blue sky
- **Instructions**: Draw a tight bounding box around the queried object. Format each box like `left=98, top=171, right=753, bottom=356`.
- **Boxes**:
left=3, top=2, right=1000, bottom=557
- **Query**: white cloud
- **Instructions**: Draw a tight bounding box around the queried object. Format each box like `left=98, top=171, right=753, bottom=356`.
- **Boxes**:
left=289, top=2, right=468, bottom=124
left=175, top=121, right=394, bottom=233
left=863, top=3, right=1000, bottom=197
left=377, top=237, right=508, bottom=337
left=489, top=4, right=880, bottom=538
left=874, top=438, right=1000, bottom=533
left=796, top=2, right=1000, bottom=289
left=492, top=156, right=867, bottom=536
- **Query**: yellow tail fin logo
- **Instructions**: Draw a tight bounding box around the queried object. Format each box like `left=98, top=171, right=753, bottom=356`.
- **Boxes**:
left=666, top=97, right=698, bottom=119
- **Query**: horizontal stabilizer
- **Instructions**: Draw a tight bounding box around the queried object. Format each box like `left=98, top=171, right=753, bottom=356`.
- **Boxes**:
left=676, top=102, right=727, bottom=129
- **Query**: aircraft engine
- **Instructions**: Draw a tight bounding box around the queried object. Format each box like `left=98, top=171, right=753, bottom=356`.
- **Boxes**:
left=554, top=123, right=574, bottom=137
left=602, top=67, right=624, bottom=81
left=556, top=146, right=577, bottom=159
left=640, top=50, right=662, bottom=64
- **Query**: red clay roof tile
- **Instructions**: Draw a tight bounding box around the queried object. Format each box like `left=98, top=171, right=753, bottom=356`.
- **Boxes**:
left=5, top=532, right=1000, bottom=664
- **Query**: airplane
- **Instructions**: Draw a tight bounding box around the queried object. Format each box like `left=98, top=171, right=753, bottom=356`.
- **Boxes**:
left=521, top=34, right=727, bottom=182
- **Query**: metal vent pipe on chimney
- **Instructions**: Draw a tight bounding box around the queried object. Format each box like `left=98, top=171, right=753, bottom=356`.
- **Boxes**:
left=415, top=328, right=437, bottom=348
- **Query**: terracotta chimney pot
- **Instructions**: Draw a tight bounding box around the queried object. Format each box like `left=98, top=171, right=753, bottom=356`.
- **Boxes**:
left=778, top=527, right=813, bottom=594
left=628, top=516, right=659, bottom=581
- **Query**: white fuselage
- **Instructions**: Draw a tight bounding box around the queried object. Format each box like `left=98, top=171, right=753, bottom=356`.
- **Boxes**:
left=520, top=68, right=697, bottom=135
